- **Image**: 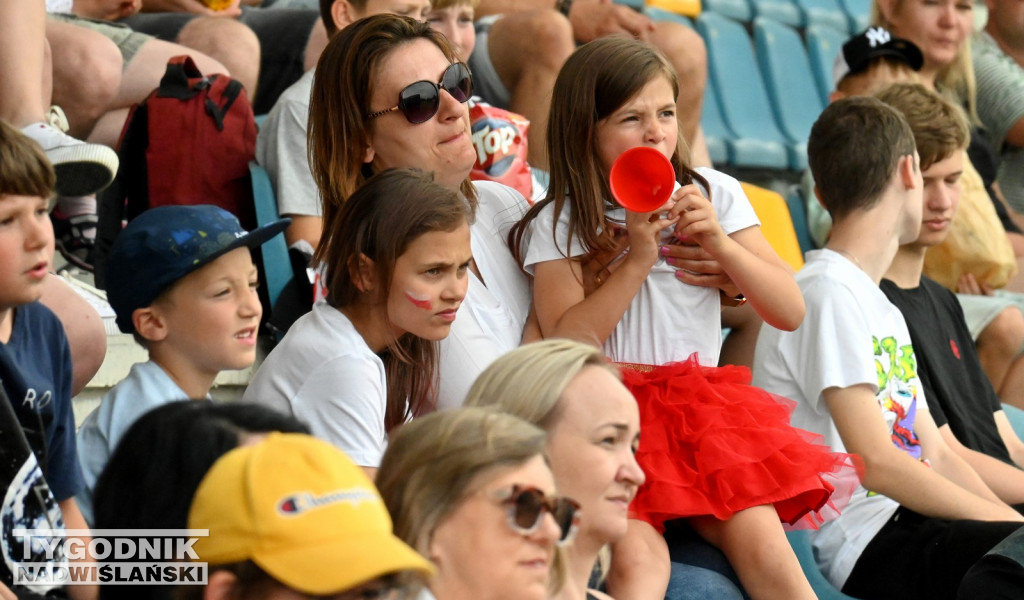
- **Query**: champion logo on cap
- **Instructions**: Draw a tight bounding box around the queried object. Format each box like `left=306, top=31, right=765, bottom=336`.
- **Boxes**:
left=277, top=488, right=378, bottom=516
left=865, top=27, right=891, bottom=48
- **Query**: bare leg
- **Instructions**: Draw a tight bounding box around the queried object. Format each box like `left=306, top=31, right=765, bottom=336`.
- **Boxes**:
left=486, top=10, right=574, bottom=171
left=606, top=519, right=671, bottom=600
left=693, top=506, right=816, bottom=600
left=39, top=274, right=107, bottom=397
left=176, top=17, right=260, bottom=96
left=720, top=302, right=763, bottom=368
left=1000, top=355, right=1024, bottom=410
left=977, top=306, right=1024, bottom=399
left=86, top=38, right=229, bottom=148
left=649, top=21, right=706, bottom=148
left=46, top=19, right=123, bottom=139
left=0, top=0, right=47, bottom=126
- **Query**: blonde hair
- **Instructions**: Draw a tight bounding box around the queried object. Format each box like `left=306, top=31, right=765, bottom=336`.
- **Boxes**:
left=464, top=339, right=619, bottom=430
left=871, top=0, right=979, bottom=123
left=376, top=407, right=567, bottom=594
left=874, top=82, right=970, bottom=169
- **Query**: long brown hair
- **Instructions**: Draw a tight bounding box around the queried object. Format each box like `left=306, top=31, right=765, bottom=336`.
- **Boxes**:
left=509, top=36, right=709, bottom=264
left=308, top=13, right=477, bottom=265
left=319, top=168, right=473, bottom=430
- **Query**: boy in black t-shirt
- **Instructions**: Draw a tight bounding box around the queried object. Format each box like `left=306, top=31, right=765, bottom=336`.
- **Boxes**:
left=878, top=83, right=1024, bottom=506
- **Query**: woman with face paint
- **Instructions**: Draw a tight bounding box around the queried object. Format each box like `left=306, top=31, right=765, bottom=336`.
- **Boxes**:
left=244, top=168, right=473, bottom=478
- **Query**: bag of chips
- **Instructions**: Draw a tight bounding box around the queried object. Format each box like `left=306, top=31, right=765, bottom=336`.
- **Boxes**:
left=468, top=98, right=533, bottom=200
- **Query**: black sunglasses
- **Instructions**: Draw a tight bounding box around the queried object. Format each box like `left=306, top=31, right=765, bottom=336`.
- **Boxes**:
left=366, top=62, right=473, bottom=124
left=496, top=485, right=581, bottom=546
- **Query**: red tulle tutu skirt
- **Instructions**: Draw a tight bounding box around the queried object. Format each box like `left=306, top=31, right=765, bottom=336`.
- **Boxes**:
left=620, top=355, right=860, bottom=533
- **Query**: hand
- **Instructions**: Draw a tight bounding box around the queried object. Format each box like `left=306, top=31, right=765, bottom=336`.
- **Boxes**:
left=956, top=273, right=995, bottom=296
left=139, top=0, right=242, bottom=17
left=568, top=0, right=655, bottom=43
left=624, top=200, right=679, bottom=271
left=582, top=226, right=630, bottom=294
left=72, top=0, right=142, bottom=20
left=661, top=240, right=739, bottom=295
left=667, top=183, right=729, bottom=256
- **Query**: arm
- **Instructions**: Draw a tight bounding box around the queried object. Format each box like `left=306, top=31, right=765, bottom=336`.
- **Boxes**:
left=139, top=0, right=241, bottom=17
left=937, top=423, right=1024, bottom=505
left=670, top=185, right=804, bottom=331
left=533, top=206, right=677, bottom=344
left=916, top=409, right=1011, bottom=506
left=59, top=498, right=98, bottom=600
left=995, top=410, right=1024, bottom=468
left=824, top=385, right=1022, bottom=521
left=476, top=0, right=655, bottom=42
left=283, top=215, right=322, bottom=250
left=604, top=519, right=670, bottom=600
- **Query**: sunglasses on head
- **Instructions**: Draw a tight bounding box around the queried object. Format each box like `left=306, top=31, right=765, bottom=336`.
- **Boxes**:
left=495, top=485, right=581, bottom=546
left=366, top=62, right=473, bottom=124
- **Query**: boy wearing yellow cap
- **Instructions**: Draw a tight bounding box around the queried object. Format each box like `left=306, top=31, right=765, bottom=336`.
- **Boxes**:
left=182, top=433, right=432, bottom=599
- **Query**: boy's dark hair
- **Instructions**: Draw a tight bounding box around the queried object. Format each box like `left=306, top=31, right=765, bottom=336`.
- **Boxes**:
left=873, top=83, right=970, bottom=171
left=0, top=119, right=55, bottom=199
left=319, top=0, right=359, bottom=37
left=808, top=96, right=916, bottom=221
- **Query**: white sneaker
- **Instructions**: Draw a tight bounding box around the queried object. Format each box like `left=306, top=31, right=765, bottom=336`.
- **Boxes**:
left=21, top=107, right=119, bottom=198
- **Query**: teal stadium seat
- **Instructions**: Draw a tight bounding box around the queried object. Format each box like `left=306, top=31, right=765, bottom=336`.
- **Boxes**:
left=750, top=0, right=803, bottom=27
left=786, top=531, right=860, bottom=599
left=806, top=24, right=847, bottom=107
left=786, top=184, right=817, bottom=254
left=704, top=0, right=754, bottom=23
left=753, top=17, right=826, bottom=171
left=793, top=0, right=850, bottom=32
left=248, top=161, right=292, bottom=314
left=697, top=12, right=790, bottom=170
left=701, top=75, right=732, bottom=166
left=840, top=0, right=871, bottom=33
left=643, top=6, right=693, bottom=26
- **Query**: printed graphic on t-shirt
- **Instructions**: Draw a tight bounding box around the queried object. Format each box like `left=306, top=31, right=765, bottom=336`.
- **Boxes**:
left=874, top=335, right=922, bottom=460
left=0, top=446, right=65, bottom=593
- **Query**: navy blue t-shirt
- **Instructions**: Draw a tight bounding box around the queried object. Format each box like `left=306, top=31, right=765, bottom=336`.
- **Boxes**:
left=1, top=303, right=84, bottom=501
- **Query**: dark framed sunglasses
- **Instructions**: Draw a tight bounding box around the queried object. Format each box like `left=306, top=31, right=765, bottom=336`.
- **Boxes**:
left=495, top=485, right=581, bottom=546
left=366, top=62, right=473, bottom=124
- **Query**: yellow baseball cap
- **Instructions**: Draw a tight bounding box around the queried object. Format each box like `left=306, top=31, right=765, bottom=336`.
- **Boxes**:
left=188, top=433, right=434, bottom=595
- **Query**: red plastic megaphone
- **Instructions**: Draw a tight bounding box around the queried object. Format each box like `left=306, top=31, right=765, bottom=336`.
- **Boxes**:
left=609, top=146, right=676, bottom=212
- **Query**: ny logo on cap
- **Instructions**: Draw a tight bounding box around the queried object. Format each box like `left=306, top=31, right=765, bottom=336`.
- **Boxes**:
left=866, top=27, right=891, bottom=47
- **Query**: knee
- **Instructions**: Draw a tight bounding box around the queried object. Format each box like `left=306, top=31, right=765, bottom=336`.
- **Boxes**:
left=654, top=23, right=706, bottom=82
left=979, top=306, right=1024, bottom=356
left=517, top=11, right=574, bottom=67
left=177, top=17, right=261, bottom=77
left=50, top=29, right=123, bottom=124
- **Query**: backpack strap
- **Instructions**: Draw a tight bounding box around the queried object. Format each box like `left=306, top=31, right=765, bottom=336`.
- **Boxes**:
left=204, top=78, right=244, bottom=132
left=156, top=55, right=205, bottom=101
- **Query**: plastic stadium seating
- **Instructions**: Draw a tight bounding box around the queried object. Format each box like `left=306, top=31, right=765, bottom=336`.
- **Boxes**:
left=805, top=24, right=847, bottom=107
left=792, top=0, right=850, bottom=32
left=697, top=12, right=790, bottom=170
left=644, top=5, right=694, bottom=25
left=786, top=184, right=817, bottom=254
left=646, top=0, right=702, bottom=18
left=753, top=17, right=825, bottom=171
left=701, top=75, right=731, bottom=166
left=786, top=531, right=859, bottom=599
left=248, top=161, right=292, bottom=314
left=750, top=0, right=803, bottom=27
left=703, top=0, right=753, bottom=23
left=840, top=0, right=871, bottom=33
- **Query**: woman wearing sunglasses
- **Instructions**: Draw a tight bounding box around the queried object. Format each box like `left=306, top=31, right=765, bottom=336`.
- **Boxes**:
left=376, top=407, right=579, bottom=600
left=465, top=340, right=646, bottom=600
left=308, top=14, right=533, bottom=412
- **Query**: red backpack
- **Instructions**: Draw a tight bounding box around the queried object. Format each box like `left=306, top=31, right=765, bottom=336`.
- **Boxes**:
left=96, top=55, right=257, bottom=287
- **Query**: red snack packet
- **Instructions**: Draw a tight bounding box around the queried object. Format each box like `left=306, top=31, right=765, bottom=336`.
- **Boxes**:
left=468, top=98, right=533, bottom=200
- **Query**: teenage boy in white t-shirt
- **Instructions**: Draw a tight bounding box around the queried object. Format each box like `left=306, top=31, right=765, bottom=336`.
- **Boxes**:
left=753, top=96, right=1024, bottom=600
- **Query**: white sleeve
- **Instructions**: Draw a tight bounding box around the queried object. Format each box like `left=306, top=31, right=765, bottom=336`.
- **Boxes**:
left=782, top=281, right=880, bottom=412
left=697, top=168, right=761, bottom=236
left=255, top=92, right=322, bottom=218
left=521, top=203, right=587, bottom=275
left=289, top=355, right=388, bottom=467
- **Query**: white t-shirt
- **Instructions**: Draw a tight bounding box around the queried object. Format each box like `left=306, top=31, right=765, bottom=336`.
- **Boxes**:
left=436, top=181, right=532, bottom=409
left=752, top=249, right=928, bottom=589
left=520, top=168, right=758, bottom=366
left=255, top=70, right=321, bottom=220
left=244, top=301, right=389, bottom=467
